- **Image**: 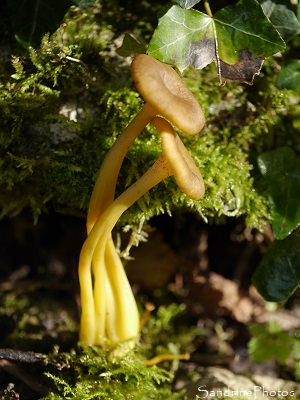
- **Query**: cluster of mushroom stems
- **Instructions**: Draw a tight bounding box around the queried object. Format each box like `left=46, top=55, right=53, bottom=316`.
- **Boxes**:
left=78, top=54, right=205, bottom=353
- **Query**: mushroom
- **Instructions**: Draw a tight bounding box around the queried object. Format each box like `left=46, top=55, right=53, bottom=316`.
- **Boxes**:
left=79, top=55, right=205, bottom=345
left=78, top=117, right=205, bottom=345
left=86, top=54, right=205, bottom=233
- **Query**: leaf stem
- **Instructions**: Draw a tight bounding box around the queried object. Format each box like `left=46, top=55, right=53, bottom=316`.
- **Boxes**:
left=204, top=0, right=213, bottom=17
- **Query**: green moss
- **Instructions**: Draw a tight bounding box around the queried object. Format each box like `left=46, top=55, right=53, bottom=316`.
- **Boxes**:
left=43, top=346, right=184, bottom=400
left=1, top=0, right=300, bottom=229
left=41, top=303, right=192, bottom=400
left=0, top=287, right=191, bottom=398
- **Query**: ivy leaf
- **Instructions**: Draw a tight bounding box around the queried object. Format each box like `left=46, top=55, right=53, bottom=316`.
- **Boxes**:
left=252, top=234, right=300, bottom=302
left=116, top=33, right=146, bottom=57
left=257, top=147, right=300, bottom=239
left=276, top=60, right=300, bottom=94
left=148, top=5, right=214, bottom=73
left=259, top=0, right=300, bottom=40
left=147, top=0, right=285, bottom=84
left=176, top=0, right=201, bottom=9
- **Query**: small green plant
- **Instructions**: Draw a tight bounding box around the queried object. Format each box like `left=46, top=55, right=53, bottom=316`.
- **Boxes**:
left=248, top=320, right=300, bottom=379
left=248, top=321, right=295, bottom=365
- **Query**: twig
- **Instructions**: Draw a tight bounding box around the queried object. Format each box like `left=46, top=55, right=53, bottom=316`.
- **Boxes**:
left=0, top=348, right=45, bottom=364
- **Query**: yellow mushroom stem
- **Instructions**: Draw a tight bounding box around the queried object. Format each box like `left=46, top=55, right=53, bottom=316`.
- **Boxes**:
left=81, top=103, right=155, bottom=344
left=79, top=117, right=205, bottom=345
left=79, top=154, right=170, bottom=344
left=103, top=237, right=140, bottom=345
left=87, top=103, right=156, bottom=233
left=143, top=353, right=190, bottom=367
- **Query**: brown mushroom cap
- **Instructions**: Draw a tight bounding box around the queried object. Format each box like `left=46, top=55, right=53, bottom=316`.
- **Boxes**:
left=131, top=54, right=205, bottom=136
left=152, top=117, right=205, bottom=200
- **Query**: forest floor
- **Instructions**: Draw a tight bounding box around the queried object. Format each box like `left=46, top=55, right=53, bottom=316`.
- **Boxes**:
left=1, top=211, right=300, bottom=399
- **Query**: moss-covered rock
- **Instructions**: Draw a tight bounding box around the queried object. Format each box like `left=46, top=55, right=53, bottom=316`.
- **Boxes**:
left=1, top=0, right=300, bottom=229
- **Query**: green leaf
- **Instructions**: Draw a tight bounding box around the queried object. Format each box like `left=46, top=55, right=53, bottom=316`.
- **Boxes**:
left=252, top=234, right=300, bottom=301
left=147, top=0, right=285, bottom=83
left=257, top=147, right=300, bottom=239
left=148, top=5, right=213, bottom=73
left=248, top=321, right=294, bottom=364
left=116, top=33, right=146, bottom=57
left=7, top=0, right=74, bottom=47
left=176, top=0, right=201, bottom=9
left=276, top=60, right=300, bottom=94
left=259, top=0, right=300, bottom=40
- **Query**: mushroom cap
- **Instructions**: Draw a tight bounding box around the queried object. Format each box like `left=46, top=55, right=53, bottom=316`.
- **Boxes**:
left=152, top=117, right=205, bottom=200
left=131, top=54, right=205, bottom=136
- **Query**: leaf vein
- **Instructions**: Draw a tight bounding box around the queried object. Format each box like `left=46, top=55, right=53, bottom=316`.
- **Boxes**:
left=215, top=20, right=283, bottom=48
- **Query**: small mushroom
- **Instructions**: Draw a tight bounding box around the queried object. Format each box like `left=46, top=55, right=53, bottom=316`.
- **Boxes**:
left=87, top=54, right=205, bottom=233
left=80, top=55, right=205, bottom=345
left=152, top=117, right=205, bottom=200
left=79, top=117, right=205, bottom=344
